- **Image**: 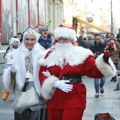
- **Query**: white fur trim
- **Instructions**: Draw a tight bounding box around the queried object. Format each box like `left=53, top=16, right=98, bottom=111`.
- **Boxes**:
left=38, top=49, right=50, bottom=65
left=38, top=58, right=46, bottom=65
left=54, top=27, right=77, bottom=41
left=2, top=67, right=11, bottom=91
left=96, top=54, right=117, bottom=77
left=11, top=43, right=42, bottom=95
left=41, top=76, right=59, bottom=100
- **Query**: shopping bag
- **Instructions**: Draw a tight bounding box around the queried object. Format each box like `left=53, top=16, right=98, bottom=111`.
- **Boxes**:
left=15, top=87, right=39, bottom=109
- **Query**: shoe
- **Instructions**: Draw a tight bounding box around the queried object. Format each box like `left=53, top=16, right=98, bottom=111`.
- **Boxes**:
left=113, top=84, right=120, bottom=91
left=110, top=77, right=116, bottom=82
left=100, top=88, right=104, bottom=94
left=95, top=93, right=99, bottom=98
left=113, top=88, right=120, bottom=91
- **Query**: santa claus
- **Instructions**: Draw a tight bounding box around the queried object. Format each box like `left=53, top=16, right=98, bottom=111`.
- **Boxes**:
left=39, top=25, right=116, bottom=120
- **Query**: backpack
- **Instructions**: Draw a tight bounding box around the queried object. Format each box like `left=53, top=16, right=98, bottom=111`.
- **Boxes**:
left=94, top=113, right=115, bottom=120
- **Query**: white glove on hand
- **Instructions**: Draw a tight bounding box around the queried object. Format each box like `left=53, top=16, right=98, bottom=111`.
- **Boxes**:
left=54, top=80, right=73, bottom=93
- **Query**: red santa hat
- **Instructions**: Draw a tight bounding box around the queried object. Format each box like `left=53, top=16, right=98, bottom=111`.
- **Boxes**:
left=54, top=25, right=77, bottom=41
left=36, top=24, right=48, bottom=34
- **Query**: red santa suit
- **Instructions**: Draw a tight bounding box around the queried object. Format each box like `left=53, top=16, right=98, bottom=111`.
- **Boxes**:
left=39, top=26, right=116, bottom=120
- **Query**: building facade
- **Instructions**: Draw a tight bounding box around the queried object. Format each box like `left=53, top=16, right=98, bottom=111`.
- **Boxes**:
left=64, top=0, right=120, bottom=36
left=0, top=0, right=120, bottom=44
left=45, top=0, right=64, bottom=32
left=0, top=0, right=64, bottom=44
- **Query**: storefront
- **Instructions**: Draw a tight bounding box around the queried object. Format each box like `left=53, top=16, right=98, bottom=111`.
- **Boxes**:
left=73, top=17, right=111, bottom=36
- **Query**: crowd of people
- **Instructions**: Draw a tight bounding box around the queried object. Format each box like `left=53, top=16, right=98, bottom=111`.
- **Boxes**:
left=1, top=24, right=119, bottom=120
left=77, top=29, right=120, bottom=96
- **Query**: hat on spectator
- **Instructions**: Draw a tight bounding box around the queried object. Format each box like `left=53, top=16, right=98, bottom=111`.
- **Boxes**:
left=36, top=24, right=48, bottom=34
left=54, top=24, right=77, bottom=41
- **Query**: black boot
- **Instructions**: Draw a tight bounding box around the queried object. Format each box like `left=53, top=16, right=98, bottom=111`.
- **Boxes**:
left=110, top=76, right=116, bottom=82
left=113, top=84, right=120, bottom=91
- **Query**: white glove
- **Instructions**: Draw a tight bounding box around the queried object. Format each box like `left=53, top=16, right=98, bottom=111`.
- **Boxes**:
left=54, top=80, right=73, bottom=93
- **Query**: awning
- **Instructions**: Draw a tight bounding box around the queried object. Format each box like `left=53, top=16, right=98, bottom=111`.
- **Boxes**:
left=74, top=17, right=111, bottom=33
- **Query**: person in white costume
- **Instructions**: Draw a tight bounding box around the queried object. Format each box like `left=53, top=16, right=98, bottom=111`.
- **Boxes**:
left=2, top=28, right=46, bottom=120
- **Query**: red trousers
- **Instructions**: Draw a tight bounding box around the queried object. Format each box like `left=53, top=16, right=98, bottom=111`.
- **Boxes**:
left=48, top=108, right=84, bottom=120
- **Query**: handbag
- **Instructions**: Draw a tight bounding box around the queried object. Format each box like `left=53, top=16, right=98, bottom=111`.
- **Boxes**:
left=94, top=113, right=115, bottom=120
left=15, top=87, right=39, bottom=109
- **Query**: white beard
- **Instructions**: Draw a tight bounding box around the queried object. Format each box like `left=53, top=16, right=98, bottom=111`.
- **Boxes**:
left=41, top=42, right=93, bottom=67
left=55, top=43, right=74, bottom=55
left=53, top=43, right=74, bottom=67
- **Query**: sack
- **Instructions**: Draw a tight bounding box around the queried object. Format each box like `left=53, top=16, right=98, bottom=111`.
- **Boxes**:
left=15, top=87, right=39, bottom=109
left=94, top=113, right=115, bottom=120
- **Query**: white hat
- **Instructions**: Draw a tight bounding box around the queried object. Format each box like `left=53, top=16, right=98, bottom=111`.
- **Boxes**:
left=23, top=28, right=40, bottom=41
left=54, top=25, right=77, bottom=41
left=9, top=37, right=20, bottom=45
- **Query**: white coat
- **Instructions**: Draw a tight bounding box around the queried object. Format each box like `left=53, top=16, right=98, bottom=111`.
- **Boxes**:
left=2, top=42, right=44, bottom=96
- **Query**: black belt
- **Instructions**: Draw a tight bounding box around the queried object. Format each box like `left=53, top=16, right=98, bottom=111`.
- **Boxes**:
left=62, top=75, right=82, bottom=84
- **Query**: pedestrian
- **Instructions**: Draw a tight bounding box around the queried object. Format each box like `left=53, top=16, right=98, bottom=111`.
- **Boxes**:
left=3, top=37, right=20, bottom=60
left=36, top=24, right=53, bottom=49
left=38, top=25, right=116, bottom=120
left=113, top=72, right=120, bottom=91
left=116, top=28, right=120, bottom=42
left=2, top=28, right=47, bottom=120
left=113, top=62, right=120, bottom=91
left=84, top=34, right=94, bottom=48
left=109, top=36, right=120, bottom=82
left=77, top=35, right=85, bottom=47
left=90, top=34, right=106, bottom=98
left=1, top=37, right=20, bottom=100
left=17, top=32, right=23, bottom=43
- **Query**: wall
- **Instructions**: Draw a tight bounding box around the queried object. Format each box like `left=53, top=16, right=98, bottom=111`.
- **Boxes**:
left=46, top=0, right=64, bottom=33
left=112, top=0, right=120, bottom=34
left=0, top=0, right=46, bottom=44
left=0, top=0, right=64, bottom=44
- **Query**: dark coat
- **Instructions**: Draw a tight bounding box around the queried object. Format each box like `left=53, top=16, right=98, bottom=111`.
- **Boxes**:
left=90, top=41, right=106, bottom=58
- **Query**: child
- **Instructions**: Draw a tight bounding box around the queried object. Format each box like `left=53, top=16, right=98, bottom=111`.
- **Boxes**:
left=1, top=37, right=20, bottom=100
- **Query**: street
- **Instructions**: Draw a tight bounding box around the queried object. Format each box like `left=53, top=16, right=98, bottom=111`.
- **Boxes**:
left=83, top=77, right=120, bottom=120
left=0, top=0, right=120, bottom=120
left=0, top=76, right=120, bottom=120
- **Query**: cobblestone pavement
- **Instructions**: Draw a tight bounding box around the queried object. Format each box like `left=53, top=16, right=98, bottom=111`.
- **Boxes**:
left=83, top=77, right=120, bottom=120
left=0, top=75, right=120, bottom=120
left=0, top=76, right=14, bottom=120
